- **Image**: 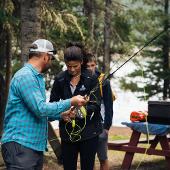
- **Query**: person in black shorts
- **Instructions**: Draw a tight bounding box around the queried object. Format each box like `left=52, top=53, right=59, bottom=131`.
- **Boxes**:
left=86, top=53, right=114, bottom=170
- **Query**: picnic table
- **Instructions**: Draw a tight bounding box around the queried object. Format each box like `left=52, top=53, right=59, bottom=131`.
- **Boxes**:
left=108, top=122, right=170, bottom=169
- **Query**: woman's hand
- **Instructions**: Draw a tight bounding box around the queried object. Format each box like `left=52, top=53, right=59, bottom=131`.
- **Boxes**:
left=61, top=107, right=76, bottom=122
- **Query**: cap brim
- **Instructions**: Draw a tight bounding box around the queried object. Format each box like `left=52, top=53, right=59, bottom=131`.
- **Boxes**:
left=49, top=50, right=57, bottom=55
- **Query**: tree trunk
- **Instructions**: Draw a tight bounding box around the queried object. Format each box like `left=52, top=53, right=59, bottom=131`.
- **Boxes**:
left=0, top=27, right=13, bottom=138
left=5, top=28, right=12, bottom=103
left=21, top=0, right=41, bottom=63
left=84, top=0, right=95, bottom=49
left=103, top=0, right=111, bottom=73
left=163, top=0, right=169, bottom=99
left=0, top=74, right=5, bottom=137
left=0, top=1, right=13, bottom=138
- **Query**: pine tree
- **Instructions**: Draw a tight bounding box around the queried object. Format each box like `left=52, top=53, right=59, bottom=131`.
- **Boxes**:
left=120, top=0, right=169, bottom=100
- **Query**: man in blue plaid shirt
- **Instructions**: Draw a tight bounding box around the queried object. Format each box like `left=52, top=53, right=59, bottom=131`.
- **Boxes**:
left=1, top=39, right=87, bottom=170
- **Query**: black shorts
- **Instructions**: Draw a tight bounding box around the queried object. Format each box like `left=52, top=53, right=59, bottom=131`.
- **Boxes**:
left=97, top=129, right=108, bottom=161
left=1, top=142, right=43, bottom=170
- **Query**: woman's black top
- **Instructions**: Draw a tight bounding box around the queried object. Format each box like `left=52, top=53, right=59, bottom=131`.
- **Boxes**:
left=50, top=69, right=102, bottom=142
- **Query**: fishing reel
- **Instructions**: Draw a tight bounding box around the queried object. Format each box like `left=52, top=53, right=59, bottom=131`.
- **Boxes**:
left=75, top=106, right=87, bottom=119
left=72, top=106, right=87, bottom=128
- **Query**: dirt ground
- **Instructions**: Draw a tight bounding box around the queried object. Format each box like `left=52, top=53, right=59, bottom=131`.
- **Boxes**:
left=0, top=126, right=167, bottom=170
left=108, top=126, right=132, bottom=138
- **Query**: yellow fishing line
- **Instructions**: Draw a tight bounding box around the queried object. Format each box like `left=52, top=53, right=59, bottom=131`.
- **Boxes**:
left=65, top=108, right=87, bottom=142
left=135, top=65, right=150, bottom=170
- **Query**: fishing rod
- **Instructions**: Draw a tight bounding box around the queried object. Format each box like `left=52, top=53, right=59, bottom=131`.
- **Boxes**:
left=90, top=29, right=168, bottom=95
left=107, top=29, right=167, bottom=79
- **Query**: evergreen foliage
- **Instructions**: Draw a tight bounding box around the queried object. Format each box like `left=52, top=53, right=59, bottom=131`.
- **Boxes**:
left=120, top=0, right=169, bottom=100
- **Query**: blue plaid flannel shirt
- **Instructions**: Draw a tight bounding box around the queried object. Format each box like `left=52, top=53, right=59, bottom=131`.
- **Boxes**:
left=1, top=63, right=71, bottom=151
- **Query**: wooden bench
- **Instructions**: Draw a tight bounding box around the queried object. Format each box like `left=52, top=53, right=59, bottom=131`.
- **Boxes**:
left=108, top=129, right=170, bottom=169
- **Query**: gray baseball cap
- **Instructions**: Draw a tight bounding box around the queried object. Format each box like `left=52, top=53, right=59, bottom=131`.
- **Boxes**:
left=29, top=39, right=56, bottom=56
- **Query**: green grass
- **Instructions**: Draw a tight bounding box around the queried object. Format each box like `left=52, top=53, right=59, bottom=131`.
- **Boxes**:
left=109, top=134, right=129, bottom=141
left=109, top=134, right=154, bottom=141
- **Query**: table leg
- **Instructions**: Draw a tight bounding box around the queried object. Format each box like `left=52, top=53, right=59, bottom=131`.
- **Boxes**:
left=121, top=130, right=141, bottom=170
left=159, top=136, right=170, bottom=168
left=149, top=135, right=159, bottom=149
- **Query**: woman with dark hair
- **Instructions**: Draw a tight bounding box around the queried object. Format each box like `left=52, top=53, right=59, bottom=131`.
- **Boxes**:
left=50, top=42, right=102, bottom=170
